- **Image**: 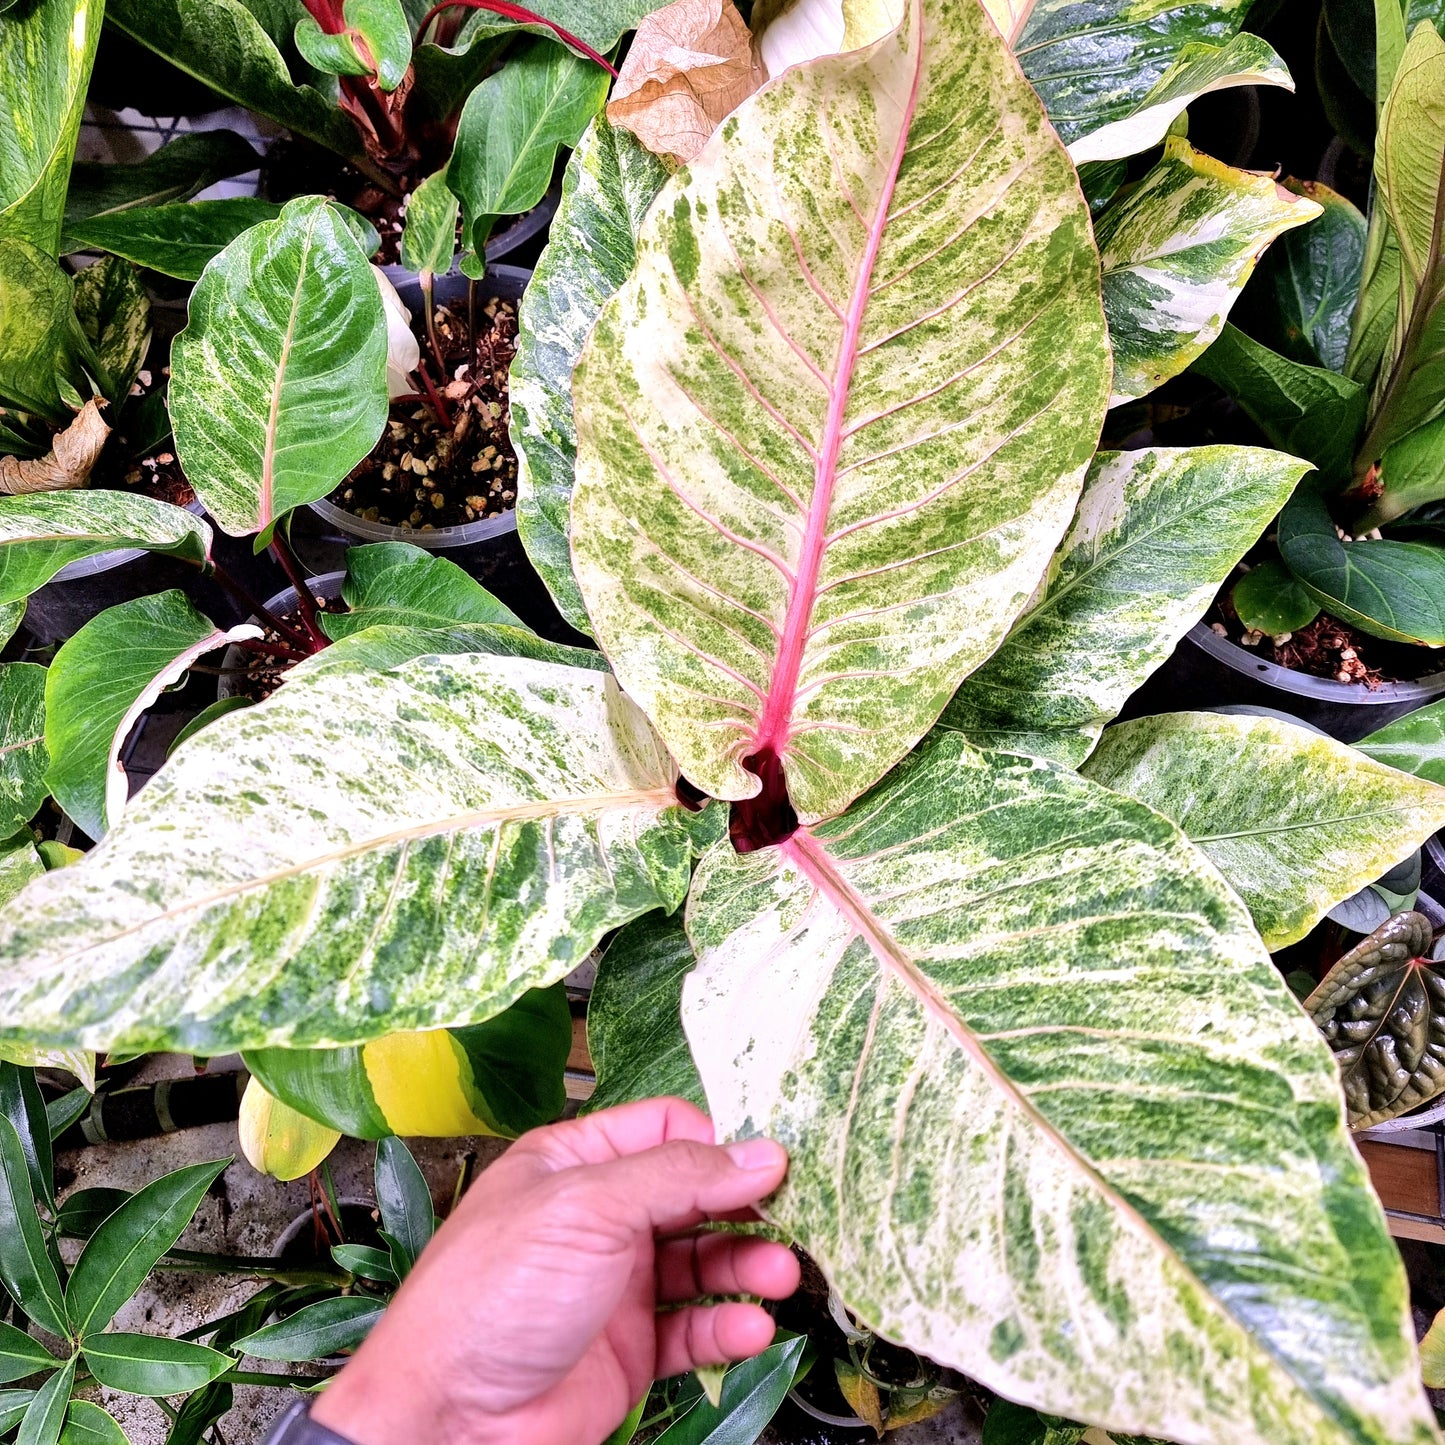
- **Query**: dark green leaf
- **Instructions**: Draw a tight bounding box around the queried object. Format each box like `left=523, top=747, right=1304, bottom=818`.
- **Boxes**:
left=603, top=1397, right=646, bottom=1445
left=162, top=1381, right=232, bottom=1445
left=66, top=1159, right=228, bottom=1338
left=71, top=257, right=151, bottom=410
left=0, top=1116, right=67, bottom=1338
left=0, top=1323, right=59, bottom=1385
left=194, top=1282, right=291, bottom=1354
left=57, top=1401, right=127, bottom=1445
left=167, top=697, right=254, bottom=759
left=1231, top=559, right=1322, bottom=635
left=53, top=1189, right=130, bottom=1242
left=64, top=132, right=262, bottom=228
left=81, top=1335, right=230, bottom=1397
left=375, top=1137, right=432, bottom=1279
left=0, top=664, right=50, bottom=836
left=235, top=1295, right=384, bottom=1361
left=330, top=1244, right=398, bottom=1285
left=0, top=1064, right=53, bottom=1210
left=0, top=1391, right=36, bottom=1435
left=0, top=240, right=93, bottom=426
left=16, top=1356, right=74, bottom=1445
left=45, top=1091, right=92, bottom=1145
left=61, top=200, right=284, bottom=283
left=652, top=1334, right=805, bottom=1445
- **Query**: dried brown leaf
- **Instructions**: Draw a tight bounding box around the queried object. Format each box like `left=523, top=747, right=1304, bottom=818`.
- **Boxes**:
left=0, top=399, right=110, bottom=496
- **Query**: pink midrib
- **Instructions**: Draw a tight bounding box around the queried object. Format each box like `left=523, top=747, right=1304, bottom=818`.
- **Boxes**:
left=750, top=11, right=925, bottom=765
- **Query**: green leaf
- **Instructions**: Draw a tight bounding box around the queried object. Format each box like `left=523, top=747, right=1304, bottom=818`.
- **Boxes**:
left=375, top=1137, right=432, bottom=1278
left=399, top=169, right=460, bottom=280
left=1098, top=138, right=1322, bottom=403
left=1346, top=211, right=1402, bottom=391
left=1067, top=34, right=1295, bottom=166
left=167, top=696, right=254, bottom=759
left=0, top=241, right=93, bottom=425
left=161, top=1381, right=232, bottom=1445
left=320, top=541, right=522, bottom=640
left=603, top=1397, right=646, bottom=1445
left=1189, top=324, right=1368, bottom=484
left=447, top=37, right=611, bottom=263
left=1081, top=711, right=1445, bottom=948
left=937, top=447, right=1309, bottom=766
left=0, top=492, right=210, bottom=605
left=652, top=1334, right=805, bottom=1444
left=63, top=132, right=262, bottom=228
left=293, top=15, right=372, bottom=77
left=0, top=1324, right=59, bottom=1386
left=0, top=1064, right=53, bottom=1210
left=1278, top=486, right=1445, bottom=644
left=81, top=1335, right=230, bottom=1397
left=512, top=115, right=670, bottom=637
left=0, top=665, right=49, bottom=835
left=58, top=1401, right=127, bottom=1445
left=683, top=730, right=1434, bottom=1445
left=586, top=913, right=704, bottom=1114
left=0, top=0, right=101, bottom=254
left=106, top=0, right=368, bottom=164
left=572, top=0, right=1111, bottom=822
left=0, top=1393, right=36, bottom=1436
left=46, top=1091, right=95, bottom=1144
left=1231, top=558, right=1322, bottom=635
left=71, top=258, right=152, bottom=410
left=0, top=652, right=697, bottom=1053
left=61, top=200, right=285, bottom=284
left=429, top=0, right=660, bottom=53
left=1358, top=697, right=1445, bottom=781
left=0, top=834, right=45, bottom=912
left=16, top=1358, right=74, bottom=1445
left=171, top=195, right=389, bottom=537
left=46, top=592, right=259, bottom=842
left=346, top=0, right=412, bottom=90
left=330, top=1243, right=397, bottom=1284
left=1377, top=411, right=1445, bottom=521
left=54, top=1190, right=131, bottom=1242
left=237, top=1294, right=383, bottom=1361
left=0, top=1116, right=66, bottom=1339
left=66, top=1159, right=229, bottom=1338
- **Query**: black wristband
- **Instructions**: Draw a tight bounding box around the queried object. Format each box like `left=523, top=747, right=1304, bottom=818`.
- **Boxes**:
left=264, top=1399, right=359, bottom=1445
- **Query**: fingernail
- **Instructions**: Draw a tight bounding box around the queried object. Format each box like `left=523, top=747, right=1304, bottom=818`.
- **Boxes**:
left=725, top=1137, right=786, bottom=1171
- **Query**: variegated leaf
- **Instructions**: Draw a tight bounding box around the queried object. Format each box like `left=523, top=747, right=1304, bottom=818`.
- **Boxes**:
left=0, top=666, right=47, bottom=838
left=1067, top=35, right=1293, bottom=166
left=937, top=446, right=1309, bottom=766
left=1357, top=697, right=1445, bottom=784
left=511, top=116, right=671, bottom=636
left=1097, top=138, right=1321, bottom=404
left=683, top=731, right=1434, bottom=1445
left=571, top=0, right=1111, bottom=821
left=0, top=653, right=698, bottom=1054
left=1080, top=711, right=1445, bottom=948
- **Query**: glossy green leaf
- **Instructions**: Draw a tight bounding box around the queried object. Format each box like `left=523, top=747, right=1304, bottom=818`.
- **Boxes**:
left=236, top=1294, right=383, bottom=1361
left=54, top=1190, right=131, bottom=1243
left=81, top=1335, right=230, bottom=1397
left=58, top=1401, right=128, bottom=1445
left=1346, top=211, right=1402, bottom=391
left=293, top=620, right=606, bottom=681
left=447, top=37, right=610, bottom=265
left=61, top=200, right=284, bottom=284
left=0, top=665, right=49, bottom=835
left=399, top=169, right=460, bottom=280
left=330, top=1243, right=397, bottom=1284
left=1081, top=711, right=1445, bottom=948
left=0, top=492, right=209, bottom=605
left=1376, top=412, right=1445, bottom=521
left=652, top=1335, right=805, bottom=1444
left=320, top=541, right=521, bottom=640
left=0, top=241, right=93, bottom=425
left=0, top=0, right=101, bottom=254
left=71, top=258, right=152, bottom=410
left=0, top=1393, right=35, bottom=1436
left=348, top=0, right=412, bottom=89
left=67, top=1159, right=229, bottom=1338
left=1098, top=138, right=1322, bottom=403
left=293, top=15, right=371, bottom=77
left=512, top=115, right=670, bottom=636
left=0, top=652, right=697, bottom=1054
left=572, top=0, right=1110, bottom=821
left=171, top=195, right=389, bottom=537
left=167, top=696, right=254, bottom=758
left=46, top=591, right=260, bottom=842
left=17, top=1358, right=75, bottom=1445
left=0, top=1063, right=53, bottom=1210
left=1067, top=34, right=1294, bottom=166
left=586, top=912, right=704, bottom=1113
left=937, top=447, right=1308, bottom=766
left=1279, top=485, right=1445, bottom=644
left=1357, top=696, right=1445, bottom=782
left=63, top=132, right=262, bottom=228
left=376, top=1137, right=432, bottom=1277
left=1190, top=324, right=1367, bottom=483
left=1231, top=558, right=1322, bottom=635
left=106, top=0, right=367, bottom=163
left=46, top=1089, right=95, bottom=1143
left=684, top=730, right=1433, bottom=1445
left=0, top=1325, right=59, bottom=1386
left=603, top=1397, right=647, bottom=1445
left=0, top=1117, right=66, bottom=1339
left=161, top=1380, right=231, bottom=1445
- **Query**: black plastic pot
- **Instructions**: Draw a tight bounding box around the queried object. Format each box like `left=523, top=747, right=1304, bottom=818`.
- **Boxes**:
left=378, top=189, right=559, bottom=289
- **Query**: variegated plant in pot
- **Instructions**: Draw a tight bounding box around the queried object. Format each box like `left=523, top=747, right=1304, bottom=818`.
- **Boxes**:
left=2, top=3, right=1445, bottom=1443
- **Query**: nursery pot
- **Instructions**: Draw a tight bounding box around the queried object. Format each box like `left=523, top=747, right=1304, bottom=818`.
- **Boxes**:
left=217, top=572, right=346, bottom=701
left=1122, top=622, right=1445, bottom=744
left=378, top=189, right=559, bottom=288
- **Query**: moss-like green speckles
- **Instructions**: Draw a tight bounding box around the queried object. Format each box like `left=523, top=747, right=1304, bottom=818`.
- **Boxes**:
left=990, top=1317, right=1026, bottom=1362
left=667, top=194, right=699, bottom=288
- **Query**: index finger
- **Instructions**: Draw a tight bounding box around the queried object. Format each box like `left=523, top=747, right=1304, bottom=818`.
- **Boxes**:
left=517, top=1096, right=716, bottom=1170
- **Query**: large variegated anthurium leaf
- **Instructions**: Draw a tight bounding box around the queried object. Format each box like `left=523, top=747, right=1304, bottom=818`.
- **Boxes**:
left=571, top=0, right=1110, bottom=822
left=44, top=591, right=262, bottom=842
left=0, top=665, right=47, bottom=837
left=1097, top=138, right=1321, bottom=405
left=512, top=116, right=671, bottom=636
left=585, top=911, right=704, bottom=1113
left=171, top=196, right=389, bottom=538
left=1079, top=711, right=1445, bottom=949
left=0, top=0, right=101, bottom=254
left=936, top=446, right=1309, bottom=766
left=1357, top=697, right=1445, bottom=783
left=681, top=730, right=1435, bottom=1445
left=245, top=983, right=572, bottom=1139
left=0, top=492, right=211, bottom=604
left=1304, top=910, right=1445, bottom=1128
left=1066, top=35, right=1293, bottom=166
left=0, top=653, right=698, bottom=1054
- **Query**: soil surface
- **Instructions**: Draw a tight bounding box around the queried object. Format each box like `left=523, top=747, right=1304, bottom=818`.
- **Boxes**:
left=110, top=366, right=195, bottom=508
left=230, top=596, right=346, bottom=703
left=327, top=294, right=520, bottom=530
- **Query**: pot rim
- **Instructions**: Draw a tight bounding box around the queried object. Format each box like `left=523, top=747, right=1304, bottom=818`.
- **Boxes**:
left=50, top=495, right=208, bottom=584
left=217, top=571, right=346, bottom=700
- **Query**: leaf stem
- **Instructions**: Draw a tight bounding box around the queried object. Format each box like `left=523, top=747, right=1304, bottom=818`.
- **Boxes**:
left=421, top=274, right=446, bottom=377
left=413, top=0, right=618, bottom=74
left=268, top=534, right=329, bottom=651
left=160, top=1250, right=350, bottom=1286
left=410, top=365, right=454, bottom=430
left=219, top=1369, right=329, bottom=1389
left=203, top=560, right=314, bottom=652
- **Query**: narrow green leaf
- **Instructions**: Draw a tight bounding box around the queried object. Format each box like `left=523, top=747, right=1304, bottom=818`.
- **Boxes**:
left=162, top=1381, right=232, bottom=1445
left=45, top=592, right=255, bottom=841
left=64, top=132, right=262, bottom=227
left=330, top=1244, right=397, bottom=1284
left=53, top=1190, right=130, bottom=1242
left=1098, top=138, right=1322, bottom=403
left=1231, top=558, right=1321, bottom=635
left=0, top=241, right=93, bottom=425
left=236, top=1295, right=383, bottom=1361
left=399, top=169, right=460, bottom=279
left=81, top=1335, right=230, bottom=1397
left=66, top=1159, right=229, bottom=1338
left=171, top=194, right=389, bottom=537
left=16, top=1357, right=75, bottom=1445
left=938, top=447, right=1309, bottom=766
left=511, top=115, right=670, bottom=636
left=58, top=1401, right=127, bottom=1445
left=1346, top=210, right=1402, bottom=390
left=602, top=1396, right=646, bottom=1445
left=0, top=1324, right=59, bottom=1385
left=0, top=1116, right=67, bottom=1339
left=375, top=1137, right=432, bottom=1278
left=0, top=665, right=48, bottom=836
left=46, top=1092, right=95, bottom=1145
left=1358, top=697, right=1445, bottom=782
left=0, top=1392, right=36, bottom=1435
left=61, top=200, right=284, bottom=284
left=0, top=492, right=210, bottom=606
left=0, top=1064, right=53, bottom=1211
left=652, top=1335, right=805, bottom=1444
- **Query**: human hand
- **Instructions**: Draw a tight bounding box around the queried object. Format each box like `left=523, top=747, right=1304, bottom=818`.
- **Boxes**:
left=310, top=1097, right=798, bottom=1445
